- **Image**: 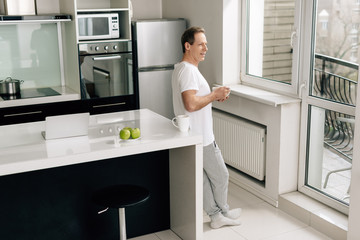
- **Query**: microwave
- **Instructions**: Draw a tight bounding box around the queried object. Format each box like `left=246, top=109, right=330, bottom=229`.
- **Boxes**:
left=77, top=13, right=120, bottom=41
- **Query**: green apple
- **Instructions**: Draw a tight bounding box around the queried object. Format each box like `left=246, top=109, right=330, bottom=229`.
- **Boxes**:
left=120, top=128, right=131, bottom=140
left=131, top=127, right=141, bottom=139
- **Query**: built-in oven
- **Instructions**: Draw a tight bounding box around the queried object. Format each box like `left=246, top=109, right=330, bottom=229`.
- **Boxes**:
left=78, top=41, right=138, bottom=114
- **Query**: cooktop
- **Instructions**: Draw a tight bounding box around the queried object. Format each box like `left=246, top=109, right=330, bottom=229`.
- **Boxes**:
left=1, top=87, right=60, bottom=101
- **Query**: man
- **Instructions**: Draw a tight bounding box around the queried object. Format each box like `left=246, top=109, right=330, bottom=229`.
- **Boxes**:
left=172, top=26, right=241, bottom=229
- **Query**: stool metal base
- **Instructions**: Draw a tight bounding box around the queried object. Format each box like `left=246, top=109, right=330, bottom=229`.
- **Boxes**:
left=119, top=208, right=126, bottom=240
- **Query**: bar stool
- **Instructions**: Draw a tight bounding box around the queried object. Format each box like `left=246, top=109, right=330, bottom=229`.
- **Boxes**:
left=92, top=184, right=150, bottom=240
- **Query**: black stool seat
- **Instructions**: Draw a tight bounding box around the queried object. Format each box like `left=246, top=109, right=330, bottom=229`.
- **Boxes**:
left=92, top=184, right=150, bottom=240
left=93, top=184, right=150, bottom=208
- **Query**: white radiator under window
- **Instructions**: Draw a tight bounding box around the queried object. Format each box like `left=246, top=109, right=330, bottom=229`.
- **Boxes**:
left=213, top=109, right=266, bottom=181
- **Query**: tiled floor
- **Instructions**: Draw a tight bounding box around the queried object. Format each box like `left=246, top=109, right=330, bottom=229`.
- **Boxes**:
left=130, top=182, right=333, bottom=240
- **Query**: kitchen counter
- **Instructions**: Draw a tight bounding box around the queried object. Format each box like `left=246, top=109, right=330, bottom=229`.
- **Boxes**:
left=0, top=109, right=203, bottom=240
left=0, top=86, right=79, bottom=108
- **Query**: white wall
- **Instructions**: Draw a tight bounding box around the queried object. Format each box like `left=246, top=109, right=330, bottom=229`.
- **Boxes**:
left=36, top=0, right=60, bottom=14
left=162, top=0, right=223, bottom=87
left=131, top=0, right=162, bottom=19
left=162, top=0, right=241, bottom=87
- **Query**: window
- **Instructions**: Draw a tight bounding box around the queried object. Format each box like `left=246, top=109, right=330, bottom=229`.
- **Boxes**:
left=241, top=0, right=301, bottom=95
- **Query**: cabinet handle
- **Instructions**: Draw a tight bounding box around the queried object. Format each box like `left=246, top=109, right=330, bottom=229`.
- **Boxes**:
left=92, top=102, right=126, bottom=108
left=4, top=111, right=42, bottom=117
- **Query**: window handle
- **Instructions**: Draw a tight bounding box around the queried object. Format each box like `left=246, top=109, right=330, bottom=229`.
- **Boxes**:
left=290, top=30, right=297, bottom=53
left=299, top=82, right=306, bottom=97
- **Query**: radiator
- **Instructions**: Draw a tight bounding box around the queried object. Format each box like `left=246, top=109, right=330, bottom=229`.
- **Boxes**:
left=213, top=109, right=266, bottom=181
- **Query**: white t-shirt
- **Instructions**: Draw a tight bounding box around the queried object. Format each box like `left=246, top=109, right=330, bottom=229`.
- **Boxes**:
left=172, top=61, right=215, bottom=146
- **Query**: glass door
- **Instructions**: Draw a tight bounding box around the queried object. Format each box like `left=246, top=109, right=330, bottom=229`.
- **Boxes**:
left=299, top=0, right=359, bottom=214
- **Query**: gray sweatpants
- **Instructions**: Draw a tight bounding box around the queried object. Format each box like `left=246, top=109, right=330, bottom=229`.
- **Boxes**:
left=203, top=141, right=230, bottom=217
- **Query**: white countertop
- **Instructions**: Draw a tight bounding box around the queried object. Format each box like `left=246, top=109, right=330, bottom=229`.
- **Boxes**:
left=0, top=109, right=203, bottom=176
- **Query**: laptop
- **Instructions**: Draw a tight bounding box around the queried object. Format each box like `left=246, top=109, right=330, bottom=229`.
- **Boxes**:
left=42, top=112, right=90, bottom=140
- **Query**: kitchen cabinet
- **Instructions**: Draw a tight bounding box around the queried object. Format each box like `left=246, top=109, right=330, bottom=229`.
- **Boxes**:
left=0, top=104, right=45, bottom=125
left=0, top=100, right=86, bottom=125
left=85, top=95, right=138, bottom=115
left=0, top=151, right=170, bottom=239
left=0, top=0, right=135, bottom=126
left=0, top=96, right=136, bottom=125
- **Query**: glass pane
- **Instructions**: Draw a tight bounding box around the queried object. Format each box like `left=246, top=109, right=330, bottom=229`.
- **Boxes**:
left=0, top=23, right=61, bottom=88
left=306, top=105, right=353, bottom=204
left=311, top=0, right=359, bottom=106
left=246, top=0, right=295, bottom=84
left=80, top=53, right=133, bottom=99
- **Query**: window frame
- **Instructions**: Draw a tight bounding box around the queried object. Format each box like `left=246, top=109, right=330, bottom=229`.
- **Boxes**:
left=240, top=0, right=302, bottom=97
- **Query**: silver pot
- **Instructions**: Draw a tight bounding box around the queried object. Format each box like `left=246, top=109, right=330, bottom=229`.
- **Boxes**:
left=0, top=77, right=24, bottom=95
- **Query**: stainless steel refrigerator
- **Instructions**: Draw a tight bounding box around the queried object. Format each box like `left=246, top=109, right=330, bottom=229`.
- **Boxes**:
left=132, top=19, right=186, bottom=119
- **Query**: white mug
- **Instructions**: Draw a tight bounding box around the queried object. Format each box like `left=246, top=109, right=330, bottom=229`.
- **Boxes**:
left=212, top=86, right=231, bottom=97
left=172, top=115, right=190, bottom=132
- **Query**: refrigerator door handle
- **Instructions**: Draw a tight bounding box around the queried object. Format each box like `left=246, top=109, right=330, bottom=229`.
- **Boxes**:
left=92, top=55, right=122, bottom=61
left=139, top=64, right=174, bottom=72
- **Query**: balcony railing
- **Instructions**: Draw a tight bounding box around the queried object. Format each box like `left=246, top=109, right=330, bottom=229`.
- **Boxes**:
left=313, top=53, right=358, bottom=106
left=313, top=53, right=357, bottom=164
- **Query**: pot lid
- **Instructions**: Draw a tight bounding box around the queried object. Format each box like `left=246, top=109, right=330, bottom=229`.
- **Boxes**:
left=2, top=77, right=22, bottom=83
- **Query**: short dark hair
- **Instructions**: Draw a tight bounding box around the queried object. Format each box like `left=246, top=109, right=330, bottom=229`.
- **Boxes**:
left=181, top=26, right=205, bottom=53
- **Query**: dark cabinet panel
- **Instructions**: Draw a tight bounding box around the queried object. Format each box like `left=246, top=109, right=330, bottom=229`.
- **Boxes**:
left=0, top=100, right=87, bottom=126
left=86, top=95, right=138, bottom=115
left=0, top=104, right=46, bottom=125
left=45, top=100, right=88, bottom=116
left=0, top=150, right=170, bottom=240
left=0, top=95, right=139, bottom=126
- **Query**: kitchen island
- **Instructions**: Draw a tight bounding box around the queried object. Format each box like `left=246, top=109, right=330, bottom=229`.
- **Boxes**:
left=0, top=109, right=203, bottom=240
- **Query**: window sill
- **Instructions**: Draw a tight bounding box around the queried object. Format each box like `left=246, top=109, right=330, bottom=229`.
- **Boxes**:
left=279, top=191, right=348, bottom=240
left=224, top=84, right=301, bottom=107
